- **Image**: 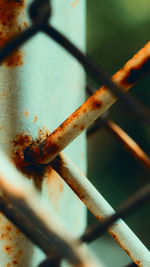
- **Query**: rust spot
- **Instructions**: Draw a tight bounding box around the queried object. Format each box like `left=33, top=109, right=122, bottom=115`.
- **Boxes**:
left=4, top=245, right=12, bottom=254
left=24, top=111, right=29, bottom=118
left=126, top=57, right=150, bottom=84
left=90, top=99, right=102, bottom=109
left=11, top=133, right=46, bottom=189
left=1, top=91, right=6, bottom=97
left=46, top=165, right=64, bottom=210
left=14, top=249, right=22, bottom=259
left=11, top=128, right=55, bottom=189
left=12, top=260, right=18, bottom=265
left=33, top=115, right=37, bottom=123
left=5, top=50, right=24, bottom=67
left=113, top=42, right=150, bottom=89
left=72, top=0, right=79, bottom=8
left=80, top=126, right=85, bottom=130
left=1, top=223, right=13, bottom=241
left=0, top=0, right=26, bottom=67
left=38, top=127, right=50, bottom=141
left=15, top=228, right=21, bottom=235
left=25, top=139, right=60, bottom=164
left=109, top=230, right=133, bottom=259
left=95, top=215, right=103, bottom=221
left=6, top=225, right=12, bottom=231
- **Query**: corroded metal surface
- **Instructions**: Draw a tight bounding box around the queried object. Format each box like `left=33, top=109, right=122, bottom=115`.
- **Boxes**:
left=0, top=151, right=98, bottom=267
left=0, top=0, right=87, bottom=266
left=24, top=42, right=150, bottom=164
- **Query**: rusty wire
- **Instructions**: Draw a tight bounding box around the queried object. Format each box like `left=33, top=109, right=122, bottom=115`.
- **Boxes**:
left=0, top=0, right=150, bottom=266
left=42, top=24, right=150, bottom=126
left=87, top=83, right=150, bottom=171
left=0, top=0, right=149, bottom=126
left=81, top=182, right=150, bottom=243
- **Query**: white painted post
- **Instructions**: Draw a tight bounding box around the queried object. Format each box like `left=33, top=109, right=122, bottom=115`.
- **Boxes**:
left=0, top=0, right=86, bottom=266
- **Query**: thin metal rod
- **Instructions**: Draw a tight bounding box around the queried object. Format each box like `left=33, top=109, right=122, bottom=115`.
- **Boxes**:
left=87, top=82, right=150, bottom=170
left=81, top=183, right=150, bottom=244
left=43, top=25, right=150, bottom=126
left=24, top=41, right=150, bottom=164
left=88, top=118, right=150, bottom=171
left=105, top=120, right=150, bottom=170
left=0, top=151, right=97, bottom=267
left=0, top=24, right=40, bottom=63
left=51, top=153, right=150, bottom=266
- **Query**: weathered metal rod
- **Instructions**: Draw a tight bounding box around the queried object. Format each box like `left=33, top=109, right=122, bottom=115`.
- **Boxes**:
left=24, top=42, right=150, bottom=164
left=104, top=120, right=150, bottom=170
left=88, top=118, right=150, bottom=171
left=51, top=153, right=150, bottom=267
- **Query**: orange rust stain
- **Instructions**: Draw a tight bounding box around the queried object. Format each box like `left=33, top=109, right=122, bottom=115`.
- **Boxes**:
left=90, top=98, right=102, bottom=110
left=46, top=165, right=64, bottom=210
left=1, top=223, right=13, bottom=241
left=1, top=91, right=6, bottom=97
left=11, top=128, right=53, bottom=188
left=112, top=42, right=150, bottom=88
left=45, top=140, right=60, bottom=158
left=4, top=245, right=12, bottom=254
left=80, top=126, right=85, bottom=130
left=5, top=50, right=24, bottom=67
left=33, top=115, right=37, bottom=123
left=38, top=127, right=50, bottom=141
left=72, top=0, right=79, bottom=8
left=109, top=230, right=133, bottom=259
left=5, top=225, right=12, bottom=232
left=24, top=111, right=29, bottom=118
left=11, top=133, right=33, bottom=176
left=15, top=228, right=21, bottom=235
left=0, top=0, right=26, bottom=67
left=95, top=215, right=103, bottom=222
left=14, top=249, right=22, bottom=259
left=12, top=260, right=18, bottom=265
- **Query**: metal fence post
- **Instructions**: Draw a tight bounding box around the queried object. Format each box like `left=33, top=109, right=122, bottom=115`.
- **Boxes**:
left=0, top=0, right=86, bottom=266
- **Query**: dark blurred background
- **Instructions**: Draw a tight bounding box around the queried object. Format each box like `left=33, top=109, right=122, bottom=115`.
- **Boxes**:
left=87, top=0, right=150, bottom=266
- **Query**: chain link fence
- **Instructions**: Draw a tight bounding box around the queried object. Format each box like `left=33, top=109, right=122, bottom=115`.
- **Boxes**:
left=0, top=0, right=150, bottom=266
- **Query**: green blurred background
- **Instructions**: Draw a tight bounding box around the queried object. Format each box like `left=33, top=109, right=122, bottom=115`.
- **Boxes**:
left=87, top=0, right=150, bottom=266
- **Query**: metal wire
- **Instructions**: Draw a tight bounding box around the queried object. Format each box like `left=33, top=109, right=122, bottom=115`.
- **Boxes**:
left=0, top=0, right=149, bottom=126
left=42, top=24, right=150, bottom=126
left=87, top=83, right=150, bottom=171
left=81, top=182, right=150, bottom=243
left=0, top=0, right=150, bottom=266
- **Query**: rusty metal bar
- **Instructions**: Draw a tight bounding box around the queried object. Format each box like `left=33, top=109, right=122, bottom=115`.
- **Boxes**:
left=87, top=82, right=150, bottom=170
left=104, top=120, right=150, bottom=170
left=43, top=25, right=150, bottom=125
left=88, top=118, right=150, bottom=171
left=0, top=151, right=98, bottom=267
left=0, top=1, right=149, bottom=127
left=24, top=41, right=150, bottom=164
left=81, top=183, right=150, bottom=243
left=51, top=153, right=150, bottom=266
